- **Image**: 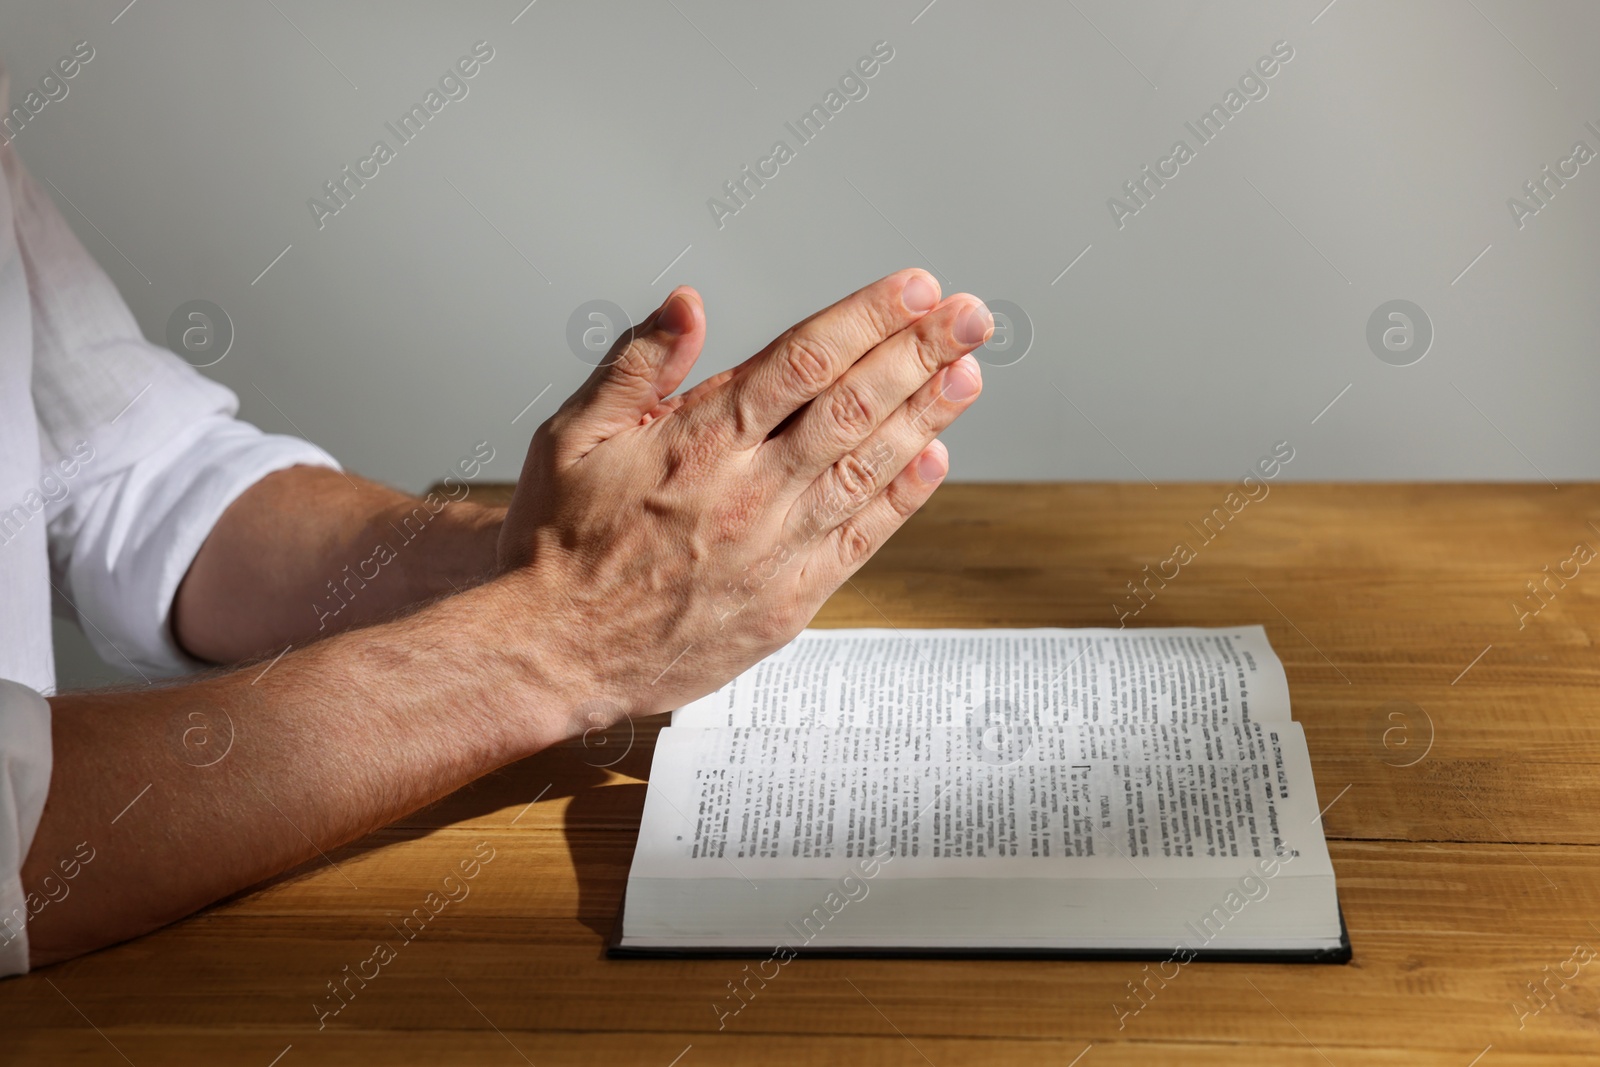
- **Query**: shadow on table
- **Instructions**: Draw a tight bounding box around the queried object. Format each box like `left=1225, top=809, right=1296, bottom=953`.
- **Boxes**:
left=557, top=716, right=657, bottom=944
left=246, top=714, right=662, bottom=932
left=564, top=777, right=650, bottom=945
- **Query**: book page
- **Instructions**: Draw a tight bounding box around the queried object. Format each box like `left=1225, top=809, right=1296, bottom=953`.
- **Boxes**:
left=673, top=626, right=1291, bottom=732
left=630, top=720, right=1332, bottom=884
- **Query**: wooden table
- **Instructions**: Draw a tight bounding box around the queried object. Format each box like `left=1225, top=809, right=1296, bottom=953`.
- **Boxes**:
left=6, top=483, right=1600, bottom=1065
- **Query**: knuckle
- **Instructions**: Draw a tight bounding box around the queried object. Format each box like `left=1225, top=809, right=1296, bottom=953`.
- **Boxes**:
left=856, top=293, right=904, bottom=344
left=832, top=452, right=881, bottom=506
left=836, top=521, right=877, bottom=568
left=717, top=389, right=760, bottom=442
left=909, top=329, right=947, bottom=378
left=702, top=477, right=766, bottom=544
left=664, top=423, right=737, bottom=491
left=824, top=383, right=878, bottom=442
left=686, top=409, right=733, bottom=453
left=907, top=393, right=943, bottom=434
left=886, top=478, right=923, bottom=519
left=782, top=332, right=839, bottom=395
left=609, top=336, right=658, bottom=383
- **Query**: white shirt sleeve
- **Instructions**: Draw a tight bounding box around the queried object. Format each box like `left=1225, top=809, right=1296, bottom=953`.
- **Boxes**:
left=0, top=679, right=51, bottom=975
left=4, top=122, right=339, bottom=677
left=47, top=417, right=339, bottom=676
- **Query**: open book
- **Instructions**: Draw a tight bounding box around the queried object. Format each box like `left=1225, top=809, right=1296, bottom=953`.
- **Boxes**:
left=612, top=626, right=1348, bottom=962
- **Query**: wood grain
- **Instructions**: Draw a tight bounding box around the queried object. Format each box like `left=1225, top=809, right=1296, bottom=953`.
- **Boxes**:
left=6, top=482, right=1600, bottom=1065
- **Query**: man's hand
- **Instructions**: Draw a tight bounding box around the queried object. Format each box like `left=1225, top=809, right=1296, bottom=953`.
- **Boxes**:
left=498, top=269, right=988, bottom=733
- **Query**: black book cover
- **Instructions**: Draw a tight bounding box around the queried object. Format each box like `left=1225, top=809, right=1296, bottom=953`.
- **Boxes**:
left=605, top=897, right=1352, bottom=964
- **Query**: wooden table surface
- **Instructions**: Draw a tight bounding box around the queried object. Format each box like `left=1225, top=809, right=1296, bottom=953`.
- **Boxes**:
left=6, top=482, right=1600, bottom=1065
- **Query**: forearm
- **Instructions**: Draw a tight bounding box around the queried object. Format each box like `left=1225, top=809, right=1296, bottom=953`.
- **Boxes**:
left=173, top=466, right=505, bottom=662
left=23, top=574, right=571, bottom=966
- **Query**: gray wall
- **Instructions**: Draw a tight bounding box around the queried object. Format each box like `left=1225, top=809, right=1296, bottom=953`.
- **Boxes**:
left=6, top=0, right=1597, bottom=684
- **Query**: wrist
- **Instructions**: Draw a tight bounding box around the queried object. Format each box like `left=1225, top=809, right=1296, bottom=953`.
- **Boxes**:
left=451, top=568, right=601, bottom=760
left=299, top=569, right=590, bottom=768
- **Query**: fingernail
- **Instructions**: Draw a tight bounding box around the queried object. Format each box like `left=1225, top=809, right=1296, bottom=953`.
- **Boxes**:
left=902, top=273, right=940, bottom=314
left=953, top=300, right=994, bottom=346
left=917, top=440, right=948, bottom=482
left=943, top=354, right=982, bottom=402
left=655, top=293, right=691, bottom=336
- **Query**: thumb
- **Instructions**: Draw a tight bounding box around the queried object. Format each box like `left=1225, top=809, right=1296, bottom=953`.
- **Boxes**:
left=561, top=287, right=704, bottom=449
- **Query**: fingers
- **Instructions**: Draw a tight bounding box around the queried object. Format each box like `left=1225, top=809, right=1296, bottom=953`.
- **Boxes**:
left=813, top=440, right=949, bottom=583
left=783, top=354, right=980, bottom=544
left=554, top=287, right=704, bottom=455
left=760, top=295, right=992, bottom=480
left=684, top=269, right=941, bottom=447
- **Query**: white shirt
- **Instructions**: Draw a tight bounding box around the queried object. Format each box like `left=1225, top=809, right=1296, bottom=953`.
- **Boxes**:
left=0, top=70, right=337, bottom=976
